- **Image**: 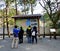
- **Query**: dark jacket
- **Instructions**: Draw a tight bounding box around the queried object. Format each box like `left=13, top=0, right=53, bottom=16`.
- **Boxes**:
left=26, top=27, right=31, bottom=37
left=18, top=28, right=24, bottom=39
left=32, top=26, right=37, bottom=36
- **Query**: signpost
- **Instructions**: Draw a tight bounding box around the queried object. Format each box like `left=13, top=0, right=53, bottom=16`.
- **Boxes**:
left=50, top=29, right=56, bottom=39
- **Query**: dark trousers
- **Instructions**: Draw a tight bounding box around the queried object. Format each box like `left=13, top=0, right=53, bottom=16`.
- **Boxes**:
left=32, top=36, right=37, bottom=43
left=19, top=37, right=23, bottom=43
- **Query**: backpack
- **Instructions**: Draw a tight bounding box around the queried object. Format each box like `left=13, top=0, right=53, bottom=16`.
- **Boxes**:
left=32, top=31, right=35, bottom=36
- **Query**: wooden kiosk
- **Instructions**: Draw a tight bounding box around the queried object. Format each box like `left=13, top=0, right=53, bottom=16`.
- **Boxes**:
left=12, top=14, right=41, bottom=35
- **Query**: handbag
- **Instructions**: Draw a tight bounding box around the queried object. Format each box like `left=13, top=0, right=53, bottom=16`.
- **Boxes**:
left=32, top=31, right=35, bottom=36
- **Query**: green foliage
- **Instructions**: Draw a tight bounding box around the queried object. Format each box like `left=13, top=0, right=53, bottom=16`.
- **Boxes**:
left=57, top=23, right=60, bottom=28
left=43, top=13, right=52, bottom=27
left=8, top=18, right=14, bottom=25
left=43, top=13, right=50, bottom=22
left=9, top=8, right=22, bottom=17
left=9, top=8, right=16, bottom=17
left=18, top=0, right=37, bottom=14
left=22, top=7, right=29, bottom=12
left=27, top=0, right=36, bottom=4
left=39, top=0, right=60, bottom=28
left=57, top=29, right=60, bottom=34
left=0, top=10, right=3, bottom=17
left=18, top=0, right=30, bottom=14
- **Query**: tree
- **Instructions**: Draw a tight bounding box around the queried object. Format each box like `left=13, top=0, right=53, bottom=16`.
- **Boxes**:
left=39, top=0, right=60, bottom=39
left=4, top=0, right=15, bottom=37
left=18, top=0, right=37, bottom=15
left=14, top=0, right=18, bottom=15
left=8, top=0, right=18, bottom=15
left=18, top=0, right=29, bottom=14
left=0, top=9, right=5, bottom=39
left=28, top=0, right=37, bottom=14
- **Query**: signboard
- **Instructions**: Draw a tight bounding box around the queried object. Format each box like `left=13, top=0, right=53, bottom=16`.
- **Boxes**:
left=16, top=19, right=28, bottom=30
left=30, top=19, right=38, bottom=27
left=50, top=29, right=56, bottom=32
left=16, top=19, right=38, bottom=30
left=26, top=19, right=30, bottom=26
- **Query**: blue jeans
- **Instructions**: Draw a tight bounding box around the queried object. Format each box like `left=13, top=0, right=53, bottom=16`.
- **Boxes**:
left=27, top=36, right=31, bottom=43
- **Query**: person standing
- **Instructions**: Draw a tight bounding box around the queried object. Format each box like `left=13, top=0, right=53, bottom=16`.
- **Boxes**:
left=18, top=26, right=24, bottom=44
left=26, top=25, right=32, bottom=43
left=32, top=26, right=37, bottom=44
left=11, top=25, right=19, bottom=48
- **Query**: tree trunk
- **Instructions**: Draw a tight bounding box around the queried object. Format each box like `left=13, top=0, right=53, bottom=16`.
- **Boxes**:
left=15, top=0, right=18, bottom=15
left=3, top=10, right=5, bottom=39
left=31, top=3, right=33, bottom=15
left=3, top=17, right=5, bottom=39
left=24, top=0, right=26, bottom=15
left=24, top=4, right=26, bottom=15
left=6, top=3, right=10, bottom=38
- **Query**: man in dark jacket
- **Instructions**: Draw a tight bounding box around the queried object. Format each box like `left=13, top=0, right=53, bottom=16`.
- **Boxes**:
left=18, top=26, right=24, bottom=44
left=32, top=26, right=37, bottom=44
left=26, top=26, right=32, bottom=43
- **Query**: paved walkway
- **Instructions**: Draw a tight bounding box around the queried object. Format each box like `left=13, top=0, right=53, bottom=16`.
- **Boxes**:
left=0, top=37, right=60, bottom=51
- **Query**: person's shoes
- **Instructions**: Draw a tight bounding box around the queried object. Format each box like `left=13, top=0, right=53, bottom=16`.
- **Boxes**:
left=19, top=42, right=23, bottom=44
left=19, top=42, right=20, bottom=44
left=15, top=46, right=18, bottom=49
left=11, top=47, right=14, bottom=49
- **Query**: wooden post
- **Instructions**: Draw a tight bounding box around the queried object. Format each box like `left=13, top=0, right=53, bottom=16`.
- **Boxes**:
left=54, top=31, right=56, bottom=39
left=43, top=17, right=45, bottom=38
left=14, top=18, right=16, bottom=26
left=2, top=10, right=5, bottom=39
left=49, top=29, right=52, bottom=39
left=38, top=17, right=40, bottom=37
